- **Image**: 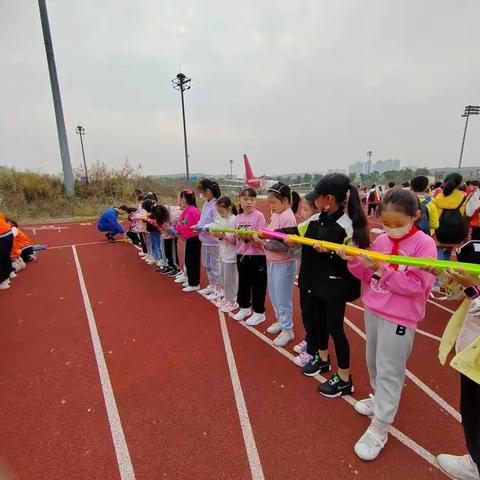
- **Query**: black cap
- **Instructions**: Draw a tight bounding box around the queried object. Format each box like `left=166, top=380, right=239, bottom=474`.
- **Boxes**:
left=305, top=173, right=351, bottom=202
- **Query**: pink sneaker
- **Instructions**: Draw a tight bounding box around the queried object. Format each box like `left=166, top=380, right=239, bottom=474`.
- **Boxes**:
left=293, top=340, right=307, bottom=354
left=293, top=352, right=313, bottom=367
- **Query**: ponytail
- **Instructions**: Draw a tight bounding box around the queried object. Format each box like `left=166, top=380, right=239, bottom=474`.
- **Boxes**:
left=443, top=173, right=462, bottom=196
left=291, top=191, right=301, bottom=215
left=216, top=195, right=238, bottom=215
left=347, top=185, right=370, bottom=248
left=198, top=178, right=222, bottom=199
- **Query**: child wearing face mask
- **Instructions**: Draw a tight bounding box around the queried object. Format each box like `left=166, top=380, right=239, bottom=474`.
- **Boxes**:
left=338, top=187, right=437, bottom=462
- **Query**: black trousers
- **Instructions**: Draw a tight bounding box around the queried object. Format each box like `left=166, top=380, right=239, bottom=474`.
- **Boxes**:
left=236, top=255, right=267, bottom=313
left=138, top=233, right=147, bottom=253
left=126, top=231, right=140, bottom=245
left=185, top=237, right=201, bottom=286
left=461, top=374, right=480, bottom=468
left=368, top=203, right=378, bottom=216
left=299, top=290, right=350, bottom=369
left=0, top=233, right=13, bottom=283
left=164, top=238, right=178, bottom=268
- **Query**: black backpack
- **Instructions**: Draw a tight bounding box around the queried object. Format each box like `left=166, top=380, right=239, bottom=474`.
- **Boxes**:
left=435, top=196, right=469, bottom=244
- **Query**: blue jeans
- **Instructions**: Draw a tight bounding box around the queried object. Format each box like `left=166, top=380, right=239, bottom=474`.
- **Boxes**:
left=437, top=247, right=452, bottom=261
left=150, top=231, right=162, bottom=261
left=267, top=260, right=296, bottom=330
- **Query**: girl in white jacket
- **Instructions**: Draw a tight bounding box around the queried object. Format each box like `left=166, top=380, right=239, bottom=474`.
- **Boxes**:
left=208, top=196, right=239, bottom=313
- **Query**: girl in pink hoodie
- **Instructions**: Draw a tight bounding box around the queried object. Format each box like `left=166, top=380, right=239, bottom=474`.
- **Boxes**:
left=339, top=188, right=436, bottom=462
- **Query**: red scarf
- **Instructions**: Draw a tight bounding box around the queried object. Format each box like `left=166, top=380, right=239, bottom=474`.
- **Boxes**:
left=387, top=225, right=419, bottom=270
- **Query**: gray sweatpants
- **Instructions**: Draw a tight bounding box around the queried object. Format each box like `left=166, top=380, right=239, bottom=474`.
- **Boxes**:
left=364, top=309, right=415, bottom=426
left=221, top=261, right=238, bottom=303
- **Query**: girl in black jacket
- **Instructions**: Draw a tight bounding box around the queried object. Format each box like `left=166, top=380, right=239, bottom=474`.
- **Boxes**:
left=281, top=174, right=369, bottom=398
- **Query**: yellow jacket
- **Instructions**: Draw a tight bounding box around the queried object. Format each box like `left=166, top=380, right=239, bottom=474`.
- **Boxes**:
left=433, top=190, right=467, bottom=217
left=416, top=195, right=439, bottom=235
left=439, top=298, right=480, bottom=384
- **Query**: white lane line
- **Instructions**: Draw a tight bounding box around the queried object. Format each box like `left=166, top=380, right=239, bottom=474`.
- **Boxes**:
left=347, top=303, right=442, bottom=342
left=72, top=246, right=136, bottom=480
left=231, top=317, right=440, bottom=470
left=427, top=299, right=455, bottom=314
left=217, top=310, right=265, bottom=480
left=343, top=317, right=461, bottom=423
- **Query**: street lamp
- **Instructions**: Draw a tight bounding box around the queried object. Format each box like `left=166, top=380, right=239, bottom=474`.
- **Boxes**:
left=458, top=105, right=480, bottom=169
left=366, top=151, right=373, bottom=176
left=172, top=72, right=191, bottom=183
left=229, top=159, right=234, bottom=179
left=75, top=125, right=89, bottom=185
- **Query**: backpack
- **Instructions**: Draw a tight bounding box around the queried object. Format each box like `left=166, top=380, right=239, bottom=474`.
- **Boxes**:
left=418, top=196, right=431, bottom=235
left=368, top=190, right=377, bottom=203
left=435, top=196, right=469, bottom=244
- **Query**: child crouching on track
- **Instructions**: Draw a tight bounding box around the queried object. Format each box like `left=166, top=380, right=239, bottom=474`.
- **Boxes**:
left=0, top=211, right=13, bottom=290
left=225, top=188, right=267, bottom=325
left=338, top=187, right=436, bottom=461
left=280, top=174, right=369, bottom=398
left=97, top=205, right=128, bottom=242
left=7, top=219, right=35, bottom=276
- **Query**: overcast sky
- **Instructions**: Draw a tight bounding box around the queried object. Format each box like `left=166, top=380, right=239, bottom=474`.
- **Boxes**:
left=1, top=1, right=479, bottom=177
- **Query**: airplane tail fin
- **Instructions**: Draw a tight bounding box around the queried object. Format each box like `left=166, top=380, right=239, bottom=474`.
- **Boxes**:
left=243, top=154, right=255, bottom=180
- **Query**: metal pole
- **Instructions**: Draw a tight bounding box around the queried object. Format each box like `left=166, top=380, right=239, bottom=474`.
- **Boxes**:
left=79, top=133, right=89, bottom=185
left=38, top=0, right=74, bottom=196
left=458, top=113, right=470, bottom=170
left=229, top=160, right=234, bottom=179
left=180, top=87, right=190, bottom=183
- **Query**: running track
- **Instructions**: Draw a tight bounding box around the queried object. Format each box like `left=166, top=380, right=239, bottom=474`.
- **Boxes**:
left=0, top=208, right=465, bottom=479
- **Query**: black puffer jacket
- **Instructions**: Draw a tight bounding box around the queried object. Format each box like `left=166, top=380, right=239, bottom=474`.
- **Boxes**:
left=280, top=209, right=360, bottom=302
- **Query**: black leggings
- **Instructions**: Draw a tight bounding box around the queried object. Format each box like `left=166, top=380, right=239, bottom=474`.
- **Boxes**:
left=138, top=233, right=147, bottom=253
left=164, top=238, right=178, bottom=268
left=185, top=237, right=201, bottom=286
left=236, top=255, right=267, bottom=313
left=300, top=290, right=350, bottom=369
left=368, top=203, right=378, bottom=216
left=461, top=374, right=480, bottom=469
left=0, top=233, right=13, bottom=283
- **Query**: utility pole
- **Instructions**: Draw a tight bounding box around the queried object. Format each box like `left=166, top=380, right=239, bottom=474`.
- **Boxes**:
left=38, top=0, right=74, bottom=196
left=458, top=105, right=479, bottom=169
left=229, top=159, right=234, bottom=179
left=75, top=125, right=89, bottom=184
left=366, top=151, right=373, bottom=176
left=172, top=72, right=191, bottom=183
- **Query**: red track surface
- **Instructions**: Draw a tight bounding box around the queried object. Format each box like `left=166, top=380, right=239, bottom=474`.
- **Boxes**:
left=0, top=210, right=466, bottom=479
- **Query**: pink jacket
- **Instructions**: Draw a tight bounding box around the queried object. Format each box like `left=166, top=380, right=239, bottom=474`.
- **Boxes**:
left=348, top=231, right=437, bottom=329
left=176, top=205, right=201, bottom=240
left=266, top=208, right=297, bottom=263
left=225, top=210, right=267, bottom=256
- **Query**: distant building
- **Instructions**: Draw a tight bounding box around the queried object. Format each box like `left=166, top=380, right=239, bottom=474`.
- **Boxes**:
left=432, top=166, right=480, bottom=180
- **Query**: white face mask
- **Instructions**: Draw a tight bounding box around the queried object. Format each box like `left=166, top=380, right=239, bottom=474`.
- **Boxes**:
left=384, top=221, right=414, bottom=239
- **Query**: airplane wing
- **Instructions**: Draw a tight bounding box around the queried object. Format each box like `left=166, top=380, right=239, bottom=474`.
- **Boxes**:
left=289, top=183, right=311, bottom=188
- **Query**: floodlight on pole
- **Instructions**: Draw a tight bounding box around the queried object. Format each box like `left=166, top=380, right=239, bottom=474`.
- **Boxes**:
left=172, top=72, right=191, bottom=183
left=366, top=151, right=373, bottom=176
left=458, top=105, right=479, bottom=169
left=75, top=125, right=89, bottom=185
left=229, top=159, right=234, bottom=179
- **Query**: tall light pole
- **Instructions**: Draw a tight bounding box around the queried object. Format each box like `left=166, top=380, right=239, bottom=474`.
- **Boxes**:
left=172, top=72, right=191, bottom=183
left=75, top=125, right=89, bottom=185
left=229, top=159, right=234, bottom=179
left=366, top=151, right=373, bottom=176
left=458, top=105, right=479, bottom=169
left=38, top=0, right=74, bottom=196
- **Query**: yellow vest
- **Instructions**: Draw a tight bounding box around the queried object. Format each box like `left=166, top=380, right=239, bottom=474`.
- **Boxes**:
left=439, top=298, right=480, bottom=384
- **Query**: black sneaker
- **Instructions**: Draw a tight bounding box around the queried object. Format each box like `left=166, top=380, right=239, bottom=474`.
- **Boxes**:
left=168, top=268, right=181, bottom=277
left=317, top=373, right=354, bottom=398
left=302, top=354, right=331, bottom=377
left=157, top=266, right=173, bottom=274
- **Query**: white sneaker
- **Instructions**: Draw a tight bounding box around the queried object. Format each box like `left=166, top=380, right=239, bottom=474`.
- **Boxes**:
left=146, top=259, right=157, bottom=265
left=273, top=329, right=295, bottom=347
left=437, top=454, right=480, bottom=480
left=155, top=260, right=163, bottom=267
left=9, top=272, right=17, bottom=279
left=182, top=282, right=189, bottom=287
left=199, top=285, right=215, bottom=296
left=138, top=251, right=146, bottom=256
left=354, top=426, right=388, bottom=461
left=233, top=308, right=251, bottom=321
left=245, top=312, right=266, bottom=326
left=266, top=322, right=282, bottom=335
left=206, top=289, right=224, bottom=302
left=293, top=340, right=307, bottom=354
left=355, top=394, right=375, bottom=416
left=221, top=302, right=239, bottom=313
left=174, top=275, right=187, bottom=283
left=183, top=285, right=200, bottom=292
left=293, top=352, right=313, bottom=367
left=0, top=281, right=10, bottom=290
